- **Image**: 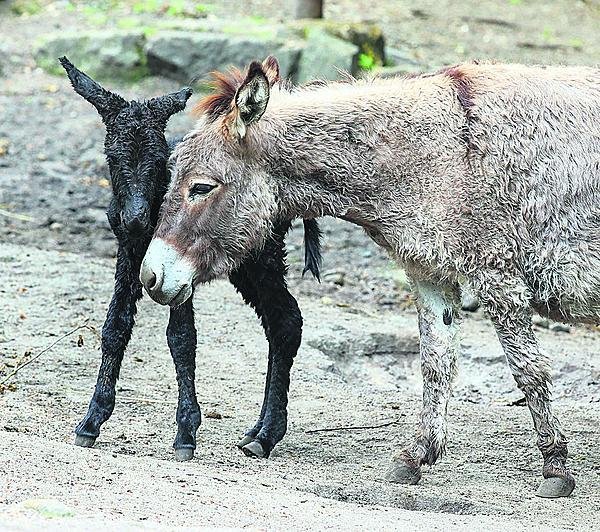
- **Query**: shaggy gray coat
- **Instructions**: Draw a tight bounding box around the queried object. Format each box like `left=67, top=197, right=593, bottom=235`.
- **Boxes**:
left=141, top=61, right=600, bottom=498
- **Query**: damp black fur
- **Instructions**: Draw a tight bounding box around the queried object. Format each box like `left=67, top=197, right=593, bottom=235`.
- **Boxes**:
left=61, top=57, right=321, bottom=459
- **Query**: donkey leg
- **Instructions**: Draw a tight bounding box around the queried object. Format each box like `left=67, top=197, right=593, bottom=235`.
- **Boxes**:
left=488, top=305, right=574, bottom=498
left=167, top=296, right=201, bottom=461
left=75, top=244, right=142, bottom=447
left=237, top=224, right=301, bottom=458
left=243, top=275, right=301, bottom=459
left=228, top=266, right=272, bottom=448
left=386, top=279, right=460, bottom=484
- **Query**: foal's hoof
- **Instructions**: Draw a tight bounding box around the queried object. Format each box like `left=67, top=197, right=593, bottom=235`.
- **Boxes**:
left=74, top=435, right=96, bottom=448
left=237, top=435, right=255, bottom=449
left=385, top=462, right=422, bottom=485
left=241, top=440, right=266, bottom=458
left=174, top=448, right=195, bottom=462
left=536, top=476, right=575, bottom=498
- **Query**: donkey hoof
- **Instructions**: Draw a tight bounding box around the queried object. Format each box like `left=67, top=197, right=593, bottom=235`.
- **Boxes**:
left=536, top=476, right=575, bottom=498
left=385, top=462, right=422, bottom=485
left=74, top=435, right=96, bottom=448
left=241, top=440, right=266, bottom=458
left=174, top=448, right=195, bottom=462
left=237, top=435, right=255, bottom=449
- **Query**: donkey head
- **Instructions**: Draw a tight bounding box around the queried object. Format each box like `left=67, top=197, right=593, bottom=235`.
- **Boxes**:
left=140, top=57, right=282, bottom=306
left=60, top=57, right=192, bottom=239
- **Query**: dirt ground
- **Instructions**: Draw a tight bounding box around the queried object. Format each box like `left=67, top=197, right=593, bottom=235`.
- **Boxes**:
left=1, top=1, right=600, bottom=531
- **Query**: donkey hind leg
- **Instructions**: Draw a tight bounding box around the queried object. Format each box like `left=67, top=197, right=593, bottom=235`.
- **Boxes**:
left=75, top=244, right=143, bottom=447
left=167, top=296, right=201, bottom=461
left=386, top=279, right=460, bottom=485
left=488, top=303, right=574, bottom=498
left=231, top=222, right=302, bottom=458
left=228, top=266, right=272, bottom=448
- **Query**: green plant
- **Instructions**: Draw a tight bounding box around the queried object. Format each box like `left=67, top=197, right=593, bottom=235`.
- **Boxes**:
left=10, top=0, right=43, bottom=16
left=357, top=52, right=375, bottom=71
left=165, top=0, right=185, bottom=16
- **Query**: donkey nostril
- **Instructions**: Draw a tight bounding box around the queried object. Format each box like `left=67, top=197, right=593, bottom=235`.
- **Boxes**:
left=146, top=271, right=157, bottom=290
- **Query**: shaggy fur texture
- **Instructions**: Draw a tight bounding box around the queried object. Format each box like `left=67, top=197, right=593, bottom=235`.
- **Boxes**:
left=144, top=59, right=600, bottom=496
left=61, top=57, right=321, bottom=460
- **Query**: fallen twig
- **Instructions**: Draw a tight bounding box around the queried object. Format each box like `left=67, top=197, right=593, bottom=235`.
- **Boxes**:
left=306, top=418, right=401, bottom=434
left=0, top=321, right=93, bottom=385
left=0, top=207, right=36, bottom=223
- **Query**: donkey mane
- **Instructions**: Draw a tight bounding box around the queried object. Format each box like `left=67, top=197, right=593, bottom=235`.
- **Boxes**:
left=194, top=68, right=246, bottom=121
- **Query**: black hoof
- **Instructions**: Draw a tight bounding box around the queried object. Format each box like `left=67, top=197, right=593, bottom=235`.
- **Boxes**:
left=74, top=435, right=96, bottom=448
left=385, top=461, right=422, bottom=485
left=241, top=440, right=266, bottom=458
left=237, top=435, right=254, bottom=449
left=174, top=448, right=195, bottom=462
left=536, top=476, right=575, bottom=498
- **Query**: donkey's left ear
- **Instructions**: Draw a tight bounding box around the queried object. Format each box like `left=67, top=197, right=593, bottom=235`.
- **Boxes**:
left=147, top=87, right=193, bottom=124
left=232, top=61, right=270, bottom=139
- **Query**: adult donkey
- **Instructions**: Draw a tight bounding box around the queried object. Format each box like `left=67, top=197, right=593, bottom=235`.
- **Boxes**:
left=140, top=57, right=600, bottom=497
left=60, top=57, right=321, bottom=461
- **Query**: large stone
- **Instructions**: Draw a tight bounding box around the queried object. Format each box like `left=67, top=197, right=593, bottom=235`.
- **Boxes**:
left=294, top=28, right=357, bottom=83
left=145, top=31, right=302, bottom=83
left=35, top=30, right=148, bottom=82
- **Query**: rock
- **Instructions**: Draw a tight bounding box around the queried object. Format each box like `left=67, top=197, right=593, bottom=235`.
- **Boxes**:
left=294, top=28, right=357, bottom=83
left=376, top=48, right=424, bottom=78
left=34, top=30, right=148, bottom=82
left=145, top=31, right=302, bottom=83
left=287, top=20, right=384, bottom=77
left=550, top=323, right=571, bottom=333
left=323, top=270, right=345, bottom=286
left=532, top=314, right=550, bottom=329
left=21, top=498, right=75, bottom=518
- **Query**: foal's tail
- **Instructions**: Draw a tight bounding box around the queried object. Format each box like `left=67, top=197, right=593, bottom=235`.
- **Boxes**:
left=302, top=219, right=322, bottom=282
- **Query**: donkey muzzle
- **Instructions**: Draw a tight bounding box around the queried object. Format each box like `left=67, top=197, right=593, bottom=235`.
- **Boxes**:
left=121, top=197, right=150, bottom=238
left=140, top=239, right=194, bottom=307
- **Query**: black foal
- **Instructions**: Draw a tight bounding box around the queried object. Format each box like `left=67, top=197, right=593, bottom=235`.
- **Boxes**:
left=60, top=57, right=321, bottom=460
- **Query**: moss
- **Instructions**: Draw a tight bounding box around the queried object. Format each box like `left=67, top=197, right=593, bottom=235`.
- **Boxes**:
left=10, top=0, right=43, bottom=15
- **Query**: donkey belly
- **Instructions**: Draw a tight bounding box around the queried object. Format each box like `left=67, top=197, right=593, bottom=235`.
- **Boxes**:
left=526, top=234, right=600, bottom=325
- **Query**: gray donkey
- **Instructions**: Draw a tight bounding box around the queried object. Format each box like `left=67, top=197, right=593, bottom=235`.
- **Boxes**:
left=140, top=57, right=600, bottom=498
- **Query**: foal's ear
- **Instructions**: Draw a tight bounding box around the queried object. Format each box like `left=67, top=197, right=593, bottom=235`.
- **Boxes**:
left=147, top=87, right=193, bottom=125
left=59, top=56, right=127, bottom=123
left=231, top=61, right=270, bottom=139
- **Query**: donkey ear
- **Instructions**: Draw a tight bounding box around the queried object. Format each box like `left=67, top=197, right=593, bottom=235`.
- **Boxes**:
left=262, top=55, right=280, bottom=86
left=59, top=56, right=127, bottom=123
left=232, top=61, right=270, bottom=139
left=147, top=87, right=193, bottom=124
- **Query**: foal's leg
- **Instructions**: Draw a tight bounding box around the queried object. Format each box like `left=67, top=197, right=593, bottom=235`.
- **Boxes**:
left=231, top=222, right=302, bottom=458
left=228, top=267, right=272, bottom=445
left=75, top=243, right=143, bottom=447
left=386, top=279, right=460, bottom=484
left=484, top=297, right=574, bottom=498
left=166, top=296, right=201, bottom=461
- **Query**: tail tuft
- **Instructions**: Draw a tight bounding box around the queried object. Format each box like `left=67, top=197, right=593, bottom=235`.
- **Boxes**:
left=302, top=218, right=322, bottom=282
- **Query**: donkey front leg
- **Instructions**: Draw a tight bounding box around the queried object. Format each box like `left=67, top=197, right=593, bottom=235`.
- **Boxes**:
left=167, top=296, right=201, bottom=461
left=488, top=305, right=574, bottom=498
left=386, top=279, right=460, bottom=484
left=74, top=244, right=143, bottom=447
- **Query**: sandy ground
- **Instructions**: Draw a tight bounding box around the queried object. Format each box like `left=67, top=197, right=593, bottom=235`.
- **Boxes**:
left=1, top=243, right=599, bottom=531
left=1, top=1, right=600, bottom=530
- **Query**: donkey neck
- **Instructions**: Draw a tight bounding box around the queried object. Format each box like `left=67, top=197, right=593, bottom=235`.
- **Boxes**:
left=255, top=75, right=468, bottom=229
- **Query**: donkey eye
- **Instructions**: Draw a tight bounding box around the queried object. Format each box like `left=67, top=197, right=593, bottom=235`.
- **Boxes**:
left=189, top=183, right=217, bottom=196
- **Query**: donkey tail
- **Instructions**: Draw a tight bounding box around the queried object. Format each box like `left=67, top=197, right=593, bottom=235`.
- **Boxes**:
left=302, top=219, right=322, bottom=282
